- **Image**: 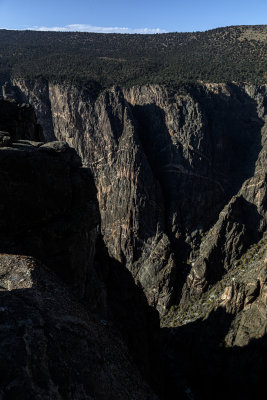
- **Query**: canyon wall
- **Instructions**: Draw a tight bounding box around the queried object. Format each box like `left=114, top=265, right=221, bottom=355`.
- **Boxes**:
left=2, top=79, right=266, bottom=399
left=13, top=79, right=267, bottom=317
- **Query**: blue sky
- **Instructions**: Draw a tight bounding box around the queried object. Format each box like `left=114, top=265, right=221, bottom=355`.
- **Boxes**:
left=0, top=0, right=266, bottom=33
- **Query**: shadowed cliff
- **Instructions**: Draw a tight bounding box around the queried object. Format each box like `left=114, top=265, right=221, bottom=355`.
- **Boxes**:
left=0, top=99, right=161, bottom=399
left=162, top=307, right=267, bottom=400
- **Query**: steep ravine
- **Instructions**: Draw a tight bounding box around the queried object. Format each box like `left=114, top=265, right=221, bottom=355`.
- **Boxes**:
left=13, top=79, right=267, bottom=314
left=5, top=79, right=267, bottom=399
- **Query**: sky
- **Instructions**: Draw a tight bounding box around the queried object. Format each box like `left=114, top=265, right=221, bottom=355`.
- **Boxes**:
left=0, top=0, right=266, bottom=33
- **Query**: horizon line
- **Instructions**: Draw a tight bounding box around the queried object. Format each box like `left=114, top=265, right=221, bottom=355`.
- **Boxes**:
left=0, top=23, right=266, bottom=35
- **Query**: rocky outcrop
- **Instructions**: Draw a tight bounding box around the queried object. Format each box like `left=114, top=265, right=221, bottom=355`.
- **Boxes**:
left=0, top=98, right=43, bottom=141
left=0, top=137, right=98, bottom=301
left=0, top=254, right=158, bottom=400
left=182, top=190, right=266, bottom=303
left=13, top=79, right=267, bottom=316
left=0, top=99, right=160, bottom=399
left=222, top=240, right=267, bottom=347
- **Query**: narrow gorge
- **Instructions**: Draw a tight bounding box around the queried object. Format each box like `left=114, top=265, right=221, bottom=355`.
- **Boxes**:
left=0, top=76, right=266, bottom=399
left=13, top=79, right=267, bottom=307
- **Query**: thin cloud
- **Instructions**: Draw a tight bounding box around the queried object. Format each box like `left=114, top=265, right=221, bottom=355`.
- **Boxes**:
left=29, top=24, right=167, bottom=34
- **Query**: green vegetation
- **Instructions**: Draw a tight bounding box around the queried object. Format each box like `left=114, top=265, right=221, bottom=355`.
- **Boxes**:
left=0, top=25, right=266, bottom=89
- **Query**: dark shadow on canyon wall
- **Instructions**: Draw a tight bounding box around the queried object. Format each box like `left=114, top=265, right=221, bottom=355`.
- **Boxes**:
left=4, top=84, right=264, bottom=309
left=93, top=233, right=162, bottom=395
left=192, top=83, right=264, bottom=192
left=129, top=84, right=263, bottom=302
left=131, top=86, right=263, bottom=237
left=161, top=307, right=267, bottom=400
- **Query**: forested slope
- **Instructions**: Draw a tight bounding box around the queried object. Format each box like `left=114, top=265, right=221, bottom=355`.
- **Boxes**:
left=0, top=25, right=266, bottom=90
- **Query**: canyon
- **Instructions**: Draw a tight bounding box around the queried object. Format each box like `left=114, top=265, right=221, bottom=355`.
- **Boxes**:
left=0, top=78, right=266, bottom=399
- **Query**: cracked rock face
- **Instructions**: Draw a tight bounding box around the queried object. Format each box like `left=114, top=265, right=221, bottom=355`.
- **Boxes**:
left=13, top=79, right=267, bottom=316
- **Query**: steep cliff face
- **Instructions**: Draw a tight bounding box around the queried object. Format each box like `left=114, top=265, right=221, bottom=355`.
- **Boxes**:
left=13, top=79, right=267, bottom=317
left=0, top=99, right=160, bottom=399
left=14, top=80, right=176, bottom=314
